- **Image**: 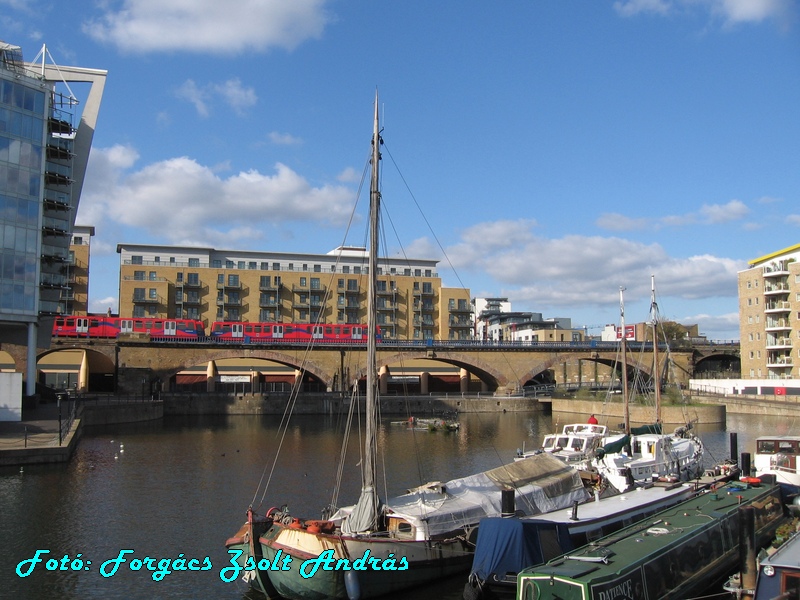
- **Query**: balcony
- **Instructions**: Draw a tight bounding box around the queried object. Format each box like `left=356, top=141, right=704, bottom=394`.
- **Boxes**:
left=764, top=282, right=789, bottom=294
left=765, top=319, right=792, bottom=331
left=217, top=281, right=242, bottom=290
left=766, top=337, right=793, bottom=349
left=765, top=301, right=791, bottom=313
left=259, top=282, right=281, bottom=291
left=133, top=295, right=161, bottom=305
left=762, top=261, right=792, bottom=276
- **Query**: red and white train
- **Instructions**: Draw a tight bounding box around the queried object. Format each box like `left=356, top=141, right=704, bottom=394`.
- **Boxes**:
left=52, top=316, right=206, bottom=339
left=209, top=321, right=376, bottom=343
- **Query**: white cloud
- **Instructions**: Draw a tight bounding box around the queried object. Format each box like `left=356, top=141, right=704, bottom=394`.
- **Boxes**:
left=613, top=0, right=794, bottom=26
left=699, top=199, right=749, bottom=223
left=175, top=78, right=257, bottom=117
left=83, top=0, right=330, bottom=54
left=213, top=78, right=258, bottom=114
left=89, top=296, right=118, bottom=315
left=787, top=214, right=800, bottom=226
left=438, top=220, right=745, bottom=313
left=614, top=0, right=672, bottom=17
left=269, top=131, right=303, bottom=146
left=79, top=148, right=357, bottom=247
left=175, top=80, right=210, bottom=117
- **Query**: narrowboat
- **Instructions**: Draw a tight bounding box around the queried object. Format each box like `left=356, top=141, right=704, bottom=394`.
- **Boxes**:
left=465, top=481, right=699, bottom=600
left=516, top=480, right=787, bottom=600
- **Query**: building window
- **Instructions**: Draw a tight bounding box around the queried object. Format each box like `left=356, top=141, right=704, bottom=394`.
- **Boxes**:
left=149, top=288, right=157, bottom=299
left=238, top=261, right=245, bottom=269
left=747, top=280, right=751, bottom=289
left=261, top=262, right=269, bottom=270
left=217, top=274, right=224, bottom=284
left=343, top=266, right=350, bottom=274
left=134, top=271, right=145, bottom=281
left=154, top=256, right=160, bottom=263
left=133, top=288, right=145, bottom=300
left=228, top=274, right=239, bottom=287
left=149, top=271, right=157, bottom=280
left=212, top=259, right=222, bottom=268
left=311, top=278, right=321, bottom=290
left=187, top=273, right=199, bottom=285
left=260, top=275, right=271, bottom=288
left=189, top=258, right=200, bottom=267
left=314, top=264, right=321, bottom=272
left=273, top=262, right=280, bottom=270
left=131, top=255, right=143, bottom=265
left=249, top=261, right=257, bottom=270
left=175, top=289, right=183, bottom=302
left=226, top=260, right=234, bottom=269
left=176, top=272, right=183, bottom=283
left=300, top=277, right=307, bottom=287
left=747, top=298, right=752, bottom=306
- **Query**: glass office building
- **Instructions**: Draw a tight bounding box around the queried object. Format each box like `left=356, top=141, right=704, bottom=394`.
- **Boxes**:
left=0, top=41, right=106, bottom=395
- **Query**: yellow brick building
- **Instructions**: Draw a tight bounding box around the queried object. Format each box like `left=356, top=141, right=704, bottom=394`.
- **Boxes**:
left=117, top=243, right=473, bottom=340
left=738, top=243, right=800, bottom=379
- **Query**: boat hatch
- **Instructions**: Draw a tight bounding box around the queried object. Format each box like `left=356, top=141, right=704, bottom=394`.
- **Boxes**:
left=387, top=517, right=416, bottom=540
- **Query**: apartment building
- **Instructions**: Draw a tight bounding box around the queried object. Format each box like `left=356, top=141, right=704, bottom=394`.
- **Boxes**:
left=60, top=225, right=95, bottom=316
left=117, top=243, right=473, bottom=340
left=0, top=41, right=105, bottom=395
left=738, top=243, right=800, bottom=379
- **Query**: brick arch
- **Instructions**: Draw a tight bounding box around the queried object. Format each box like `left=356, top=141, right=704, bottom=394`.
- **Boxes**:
left=515, top=351, right=654, bottom=390
left=153, top=348, right=333, bottom=389
left=368, top=350, right=507, bottom=390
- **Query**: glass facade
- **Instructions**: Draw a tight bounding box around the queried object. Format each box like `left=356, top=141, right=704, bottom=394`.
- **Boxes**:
left=0, top=70, right=47, bottom=317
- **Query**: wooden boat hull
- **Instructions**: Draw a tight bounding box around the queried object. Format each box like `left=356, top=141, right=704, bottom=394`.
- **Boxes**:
left=224, top=512, right=279, bottom=598
left=259, top=522, right=473, bottom=600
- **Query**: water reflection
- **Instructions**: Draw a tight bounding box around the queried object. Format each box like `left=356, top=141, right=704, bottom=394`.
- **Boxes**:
left=1, top=410, right=795, bottom=600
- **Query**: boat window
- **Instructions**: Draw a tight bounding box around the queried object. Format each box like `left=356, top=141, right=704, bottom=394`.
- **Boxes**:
left=556, top=437, right=569, bottom=449
left=539, top=527, right=564, bottom=563
left=757, top=440, right=779, bottom=454
left=778, top=441, right=798, bottom=454
left=542, top=437, right=555, bottom=450
left=388, top=518, right=415, bottom=540
left=783, top=573, right=800, bottom=598
left=571, top=439, right=583, bottom=451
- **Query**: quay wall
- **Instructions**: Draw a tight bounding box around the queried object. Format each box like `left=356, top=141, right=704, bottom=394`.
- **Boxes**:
left=81, top=401, right=163, bottom=426
left=161, top=392, right=542, bottom=416
left=550, top=398, right=726, bottom=425
left=690, top=393, right=800, bottom=418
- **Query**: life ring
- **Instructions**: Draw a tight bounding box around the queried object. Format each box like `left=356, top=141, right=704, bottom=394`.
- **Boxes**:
left=646, top=527, right=670, bottom=535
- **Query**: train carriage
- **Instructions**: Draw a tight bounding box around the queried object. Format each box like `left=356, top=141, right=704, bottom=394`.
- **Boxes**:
left=209, top=321, right=372, bottom=343
left=53, top=316, right=205, bottom=339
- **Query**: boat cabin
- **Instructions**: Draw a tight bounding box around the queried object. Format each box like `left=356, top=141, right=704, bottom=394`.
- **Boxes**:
left=754, top=435, right=800, bottom=496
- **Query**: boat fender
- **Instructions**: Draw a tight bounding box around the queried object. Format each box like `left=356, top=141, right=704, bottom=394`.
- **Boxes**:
left=345, top=570, right=361, bottom=600
left=646, top=527, right=670, bottom=536
left=289, top=518, right=303, bottom=529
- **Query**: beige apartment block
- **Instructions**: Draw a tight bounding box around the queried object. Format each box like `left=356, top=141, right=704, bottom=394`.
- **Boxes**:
left=117, top=243, right=472, bottom=341
left=61, top=225, right=94, bottom=315
left=738, top=243, right=800, bottom=379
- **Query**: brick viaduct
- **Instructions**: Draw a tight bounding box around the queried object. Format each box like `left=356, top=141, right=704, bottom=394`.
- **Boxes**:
left=0, top=338, right=734, bottom=395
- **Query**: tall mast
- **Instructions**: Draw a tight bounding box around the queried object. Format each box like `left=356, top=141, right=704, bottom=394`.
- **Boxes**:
left=650, top=275, right=661, bottom=425
left=619, top=287, right=630, bottom=434
left=364, top=90, right=381, bottom=504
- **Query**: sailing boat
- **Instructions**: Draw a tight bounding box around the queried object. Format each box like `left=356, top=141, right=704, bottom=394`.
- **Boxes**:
left=592, top=280, right=704, bottom=493
left=225, top=92, right=589, bottom=600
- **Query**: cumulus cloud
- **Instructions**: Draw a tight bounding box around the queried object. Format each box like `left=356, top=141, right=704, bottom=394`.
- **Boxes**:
left=438, top=219, right=745, bottom=312
left=699, top=199, right=750, bottom=223
left=82, top=0, right=330, bottom=54
left=79, top=146, right=357, bottom=247
left=175, top=78, right=257, bottom=117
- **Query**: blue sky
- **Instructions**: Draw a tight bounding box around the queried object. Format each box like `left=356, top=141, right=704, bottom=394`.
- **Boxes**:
left=3, top=0, right=799, bottom=340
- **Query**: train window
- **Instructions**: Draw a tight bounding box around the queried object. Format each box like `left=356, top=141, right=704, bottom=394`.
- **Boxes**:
left=285, top=326, right=293, bottom=334
left=90, top=319, right=99, bottom=327
left=344, top=327, right=350, bottom=335
left=264, top=326, right=271, bottom=333
left=245, top=325, right=253, bottom=333
left=176, top=322, right=187, bottom=330
left=325, top=327, right=333, bottom=334
left=134, top=320, right=143, bottom=330
left=144, top=320, right=153, bottom=330
left=153, top=321, right=163, bottom=330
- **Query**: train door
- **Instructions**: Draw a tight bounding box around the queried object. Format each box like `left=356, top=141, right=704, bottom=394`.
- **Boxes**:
left=312, top=326, right=324, bottom=339
left=120, top=320, right=133, bottom=334
left=352, top=326, right=363, bottom=340
left=76, top=318, right=89, bottom=335
left=163, top=321, right=177, bottom=336
left=231, top=324, right=243, bottom=338
left=273, top=325, right=284, bottom=339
